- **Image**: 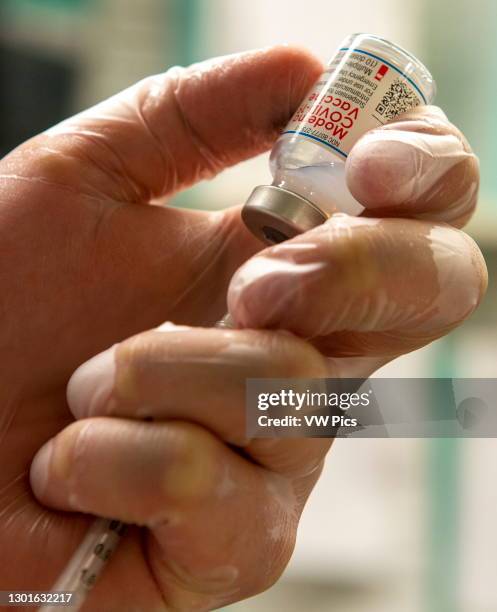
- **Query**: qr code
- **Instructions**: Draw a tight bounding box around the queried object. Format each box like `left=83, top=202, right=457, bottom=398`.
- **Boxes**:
left=375, top=78, right=420, bottom=121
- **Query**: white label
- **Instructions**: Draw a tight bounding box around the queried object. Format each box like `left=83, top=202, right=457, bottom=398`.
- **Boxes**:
left=283, top=47, right=426, bottom=158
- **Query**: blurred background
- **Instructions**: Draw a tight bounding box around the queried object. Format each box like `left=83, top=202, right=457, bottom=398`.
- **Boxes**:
left=1, top=1, right=495, bottom=611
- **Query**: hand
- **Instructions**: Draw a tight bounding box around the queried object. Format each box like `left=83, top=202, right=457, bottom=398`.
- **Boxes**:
left=0, top=45, right=485, bottom=611
left=0, top=46, right=324, bottom=611
left=228, top=105, right=487, bottom=371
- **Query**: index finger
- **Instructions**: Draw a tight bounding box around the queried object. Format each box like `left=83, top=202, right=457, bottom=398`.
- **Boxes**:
left=346, top=106, right=479, bottom=227
left=4, top=47, right=323, bottom=204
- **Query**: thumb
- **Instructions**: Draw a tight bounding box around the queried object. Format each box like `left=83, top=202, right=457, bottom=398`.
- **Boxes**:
left=4, top=46, right=323, bottom=204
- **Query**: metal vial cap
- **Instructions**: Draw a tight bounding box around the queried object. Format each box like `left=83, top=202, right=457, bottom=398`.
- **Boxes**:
left=242, top=185, right=328, bottom=244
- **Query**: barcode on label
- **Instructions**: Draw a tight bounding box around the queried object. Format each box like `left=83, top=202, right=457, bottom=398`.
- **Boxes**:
left=375, top=78, right=420, bottom=121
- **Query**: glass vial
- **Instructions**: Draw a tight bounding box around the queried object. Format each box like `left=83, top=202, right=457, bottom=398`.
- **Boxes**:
left=242, top=33, right=436, bottom=244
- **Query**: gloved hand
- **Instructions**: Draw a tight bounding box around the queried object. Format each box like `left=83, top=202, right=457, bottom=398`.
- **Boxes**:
left=229, top=104, right=486, bottom=372
left=0, top=45, right=485, bottom=612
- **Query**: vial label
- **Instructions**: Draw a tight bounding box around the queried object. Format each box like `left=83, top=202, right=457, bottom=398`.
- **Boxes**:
left=283, top=46, right=426, bottom=159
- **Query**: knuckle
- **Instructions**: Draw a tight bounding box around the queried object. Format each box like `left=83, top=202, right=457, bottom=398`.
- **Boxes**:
left=136, top=72, right=179, bottom=145
left=49, top=420, right=96, bottom=495
left=135, top=66, right=222, bottom=190
left=320, top=219, right=383, bottom=293
left=119, top=329, right=156, bottom=362
left=222, top=328, right=328, bottom=378
left=114, top=331, right=163, bottom=401
left=159, top=422, right=220, bottom=504
left=262, top=332, right=329, bottom=377
left=161, top=66, right=224, bottom=179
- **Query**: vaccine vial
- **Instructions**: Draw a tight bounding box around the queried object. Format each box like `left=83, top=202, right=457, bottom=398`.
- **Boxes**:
left=242, top=33, right=436, bottom=244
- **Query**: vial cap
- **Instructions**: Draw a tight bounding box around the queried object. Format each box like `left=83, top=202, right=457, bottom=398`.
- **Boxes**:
left=242, top=185, right=328, bottom=244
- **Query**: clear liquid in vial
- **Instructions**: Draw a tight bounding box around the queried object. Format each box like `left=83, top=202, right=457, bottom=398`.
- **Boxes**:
left=270, top=133, right=365, bottom=217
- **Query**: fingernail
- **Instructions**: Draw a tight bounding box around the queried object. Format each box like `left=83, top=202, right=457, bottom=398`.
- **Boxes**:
left=229, top=255, right=321, bottom=297
left=350, top=130, right=466, bottom=205
left=67, top=345, right=117, bottom=419
left=30, top=440, right=54, bottom=499
left=347, top=133, right=414, bottom=205
left=228, top=255, right=324, bottom=330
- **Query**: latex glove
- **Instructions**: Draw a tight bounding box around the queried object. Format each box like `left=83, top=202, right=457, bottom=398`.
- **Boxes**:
left=1, top=46, right=326, bottom=611
left=31, top=105, right=486, bottom=612
left=0, top=45, right=485, bottom=612
left=228, top=105, right=487, bottom=373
